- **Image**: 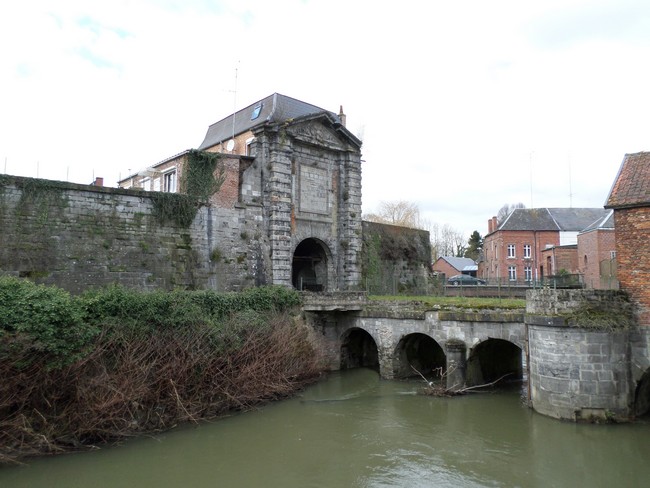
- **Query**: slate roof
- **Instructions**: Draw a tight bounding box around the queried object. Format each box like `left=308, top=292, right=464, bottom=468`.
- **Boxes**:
left=580, top=209, right=615, bottom=233
left=498, top=208, right=610, bottom=232
left=439, top=256, right=477, bottom=271
left=605, top=152, right=650, bottom=209
left=198, top=93, right=341, bottom=150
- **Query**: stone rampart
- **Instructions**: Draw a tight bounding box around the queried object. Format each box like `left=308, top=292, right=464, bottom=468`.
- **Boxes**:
left=0, top=176, right=267, bottom=293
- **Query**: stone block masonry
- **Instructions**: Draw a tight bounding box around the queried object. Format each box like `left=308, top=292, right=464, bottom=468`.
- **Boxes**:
left=526, top=288, right=641, bottom=422
left=0, top=176, right=268, bottom=293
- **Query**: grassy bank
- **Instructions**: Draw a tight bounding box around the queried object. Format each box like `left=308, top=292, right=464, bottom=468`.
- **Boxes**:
left=369, top=295, right=526, bottom=310
left=0, top=278, right=325, bottom=465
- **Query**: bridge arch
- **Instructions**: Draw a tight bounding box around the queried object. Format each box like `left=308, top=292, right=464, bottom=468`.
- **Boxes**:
left=634, top=368, right=650, bottom=417
left=467, top=338, right=523, bottom=386
left=292, top=238, right=332, bottom=291
left=393, top=333, right=446, bottom=379
left=340, top=327, right=379, bottom=371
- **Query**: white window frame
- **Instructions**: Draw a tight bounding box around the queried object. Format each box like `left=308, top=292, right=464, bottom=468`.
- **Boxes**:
left=508, top=265, right=517, bottom=281
left=524, top=266, right=532, bottom=282
left=163, top=168, right=177, bottom=193
left=245, top=137, right=256, bottom=156
left=142, top=177, right=152, bottom=191
left=507, top=244, right=516, bottom=258
left=523, top=244, right=531, bottom=259
left=610, top=250, right=617, bottom=259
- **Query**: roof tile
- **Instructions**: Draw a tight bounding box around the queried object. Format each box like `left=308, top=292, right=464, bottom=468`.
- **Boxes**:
left=606, top=152, right=650, bottom=209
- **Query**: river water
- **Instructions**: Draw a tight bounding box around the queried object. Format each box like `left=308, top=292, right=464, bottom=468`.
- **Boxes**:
left=2, top=368, right=649, bottom=487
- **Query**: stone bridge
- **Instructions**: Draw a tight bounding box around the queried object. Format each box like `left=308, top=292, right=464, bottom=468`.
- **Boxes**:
left=302, top=290, right=650, bottom=423
left=303, top=292, right=526, bottom=391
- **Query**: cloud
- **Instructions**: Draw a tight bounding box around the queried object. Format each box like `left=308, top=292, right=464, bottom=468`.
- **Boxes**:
left=0, top=0, right=648, bottom=236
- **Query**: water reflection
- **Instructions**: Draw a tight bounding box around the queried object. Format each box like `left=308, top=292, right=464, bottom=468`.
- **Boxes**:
left=1, top=369, right=649, bottom=487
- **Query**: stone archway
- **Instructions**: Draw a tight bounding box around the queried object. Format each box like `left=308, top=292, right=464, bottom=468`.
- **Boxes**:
left=634, top=369, right=650, bottom=417
left=394, top=333, right=446, bottom=379
left=340, top=328, right=379, bottom=371
left=292, top=238, right=330, bottom=291
left=467, top=339, right=522, bottom=386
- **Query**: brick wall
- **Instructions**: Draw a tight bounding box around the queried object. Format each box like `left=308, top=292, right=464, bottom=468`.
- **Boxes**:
left=432, top=259, right=459, bottom=278
left=209, top=155, right=240, bottom=209
left=540, top=245, right=578, bottom=275
left=483, top=229, right=559, bottom=282
left=615, top=207, right=650, bottom=325
left=578, top=229, right=617, bottom=289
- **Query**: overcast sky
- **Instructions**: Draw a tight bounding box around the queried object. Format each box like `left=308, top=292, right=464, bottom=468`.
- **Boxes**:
left=2, top=0, right=649, bottom=237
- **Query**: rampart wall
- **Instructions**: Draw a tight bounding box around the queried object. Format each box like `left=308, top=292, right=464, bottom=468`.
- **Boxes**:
left=0, top=176, right=268, bottom=293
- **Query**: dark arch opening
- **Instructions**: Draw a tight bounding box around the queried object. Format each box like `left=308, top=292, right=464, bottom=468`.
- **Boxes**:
left=292, top=238, right=328, bottom=291
left=634, top=369, right=650, bottom=417
left=394, top=333, right=446, bottom=379
left=340, top=328, right=379, bottom=371
left=467, top=339, right=522, bottom=386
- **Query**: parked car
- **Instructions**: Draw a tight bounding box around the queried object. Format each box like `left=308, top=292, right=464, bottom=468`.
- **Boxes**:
left=447, top=274, right=486, bottom=286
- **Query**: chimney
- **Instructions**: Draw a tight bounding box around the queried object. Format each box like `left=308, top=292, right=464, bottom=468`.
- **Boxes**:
left=338, top=105, right=346, bottom=127
left=492, top=216, right=498, bottom=232
left=488, top=218, right=493, bottom=234
left=92, top=177, right=104, bottom=187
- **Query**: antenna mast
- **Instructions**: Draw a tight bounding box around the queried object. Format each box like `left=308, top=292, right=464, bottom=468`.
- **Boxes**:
left=231, top=61, right=239, bottom=143
left=529, top=151, right=534, bottom=208
left=568, top=152, right=573, bottom=208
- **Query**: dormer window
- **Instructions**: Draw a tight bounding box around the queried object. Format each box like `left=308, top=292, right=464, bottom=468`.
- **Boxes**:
left=251, top=103, right=262, bottom=120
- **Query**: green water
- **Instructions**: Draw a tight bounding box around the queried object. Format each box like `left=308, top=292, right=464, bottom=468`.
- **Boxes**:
left=1, top=368, right=649, bottom=487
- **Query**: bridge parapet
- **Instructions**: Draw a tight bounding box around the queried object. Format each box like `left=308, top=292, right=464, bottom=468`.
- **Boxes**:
left=301, top=291, right=368, bottom=311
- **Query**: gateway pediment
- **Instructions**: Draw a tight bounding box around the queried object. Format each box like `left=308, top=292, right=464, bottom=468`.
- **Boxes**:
left=288, top=121, right=347, bottom=151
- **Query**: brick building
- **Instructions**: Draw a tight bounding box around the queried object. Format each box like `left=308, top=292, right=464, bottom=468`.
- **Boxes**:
left=605, top=151, right=650, bottom=326
left=481, top=208, right=610, bottom=284
left=577, top=210, right=617, bottom=289
left=432, top=256, right=477, bottom=278
left=119, top=93, right=363, bottom=291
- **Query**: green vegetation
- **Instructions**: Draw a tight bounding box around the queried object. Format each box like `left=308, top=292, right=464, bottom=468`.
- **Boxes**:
left=0, top=277, right=98, bottom=369
left=0, top=278, right=321, bottom=464
left=182, top=149, right=225, bottom=202
left=150, top=150, right=226, bottom=228
left=368, top=295, right=526, bottom=310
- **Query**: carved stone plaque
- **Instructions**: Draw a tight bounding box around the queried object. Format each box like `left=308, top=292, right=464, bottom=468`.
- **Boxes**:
left=299, top=166, right=329, bottom=214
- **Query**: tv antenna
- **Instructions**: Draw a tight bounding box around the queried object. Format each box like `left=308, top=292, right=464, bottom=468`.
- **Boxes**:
left=568, top=152, right=573, bottom=208
left=529, top=151, right=534, bottom=208
left=226, top=61, right=240, bottom=151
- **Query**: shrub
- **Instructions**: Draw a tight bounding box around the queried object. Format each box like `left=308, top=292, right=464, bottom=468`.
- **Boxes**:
left=0, top=276, right=98, bottom=368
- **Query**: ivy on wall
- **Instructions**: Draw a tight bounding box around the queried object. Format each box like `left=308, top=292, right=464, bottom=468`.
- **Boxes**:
left=182, top=150, right=226, bottom=202
left=151, top=150, right=225, bottom=228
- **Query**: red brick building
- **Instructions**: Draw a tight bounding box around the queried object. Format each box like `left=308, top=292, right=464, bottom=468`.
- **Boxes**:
left=605, top=152, right=650, bottom=326
left=577, top=210, right=617, bottom=289
left=481, top=208, right=610, bottom=285
left=432, top=256, right=477, bottom=278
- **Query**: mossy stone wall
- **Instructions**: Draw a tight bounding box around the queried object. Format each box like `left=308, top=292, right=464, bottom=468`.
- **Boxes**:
left=0, top=176, right=266, bottom=293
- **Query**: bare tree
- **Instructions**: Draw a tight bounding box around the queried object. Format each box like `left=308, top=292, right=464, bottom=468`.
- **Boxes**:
left=496, top=202, right=526, bottom=224
left=365, top=201, right=466, bottom=261
left=427, top=222, right=466, bottom=261
left=364, top=200, right=421, bottom=228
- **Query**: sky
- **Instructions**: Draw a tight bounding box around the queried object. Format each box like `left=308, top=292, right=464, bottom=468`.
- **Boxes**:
left=2, top=0, right=649, bottom=238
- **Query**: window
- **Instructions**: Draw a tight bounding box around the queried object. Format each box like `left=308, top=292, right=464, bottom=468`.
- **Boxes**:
left=245, top=137, right=256, bottom=157
left=508, top=266, right=517, bottom=281
left=610, top=250, right=617, bottom=259
left=507, top=244, right=516, bottom=258
left=524, top=266, right=532, bottom=282
left=163, top=169, right=177, bottom=193
left=524, top=244, right=531, bottom=259
left=142, top=177, right=152, bottom=191
left=251, top=103, right=263, bottom=120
